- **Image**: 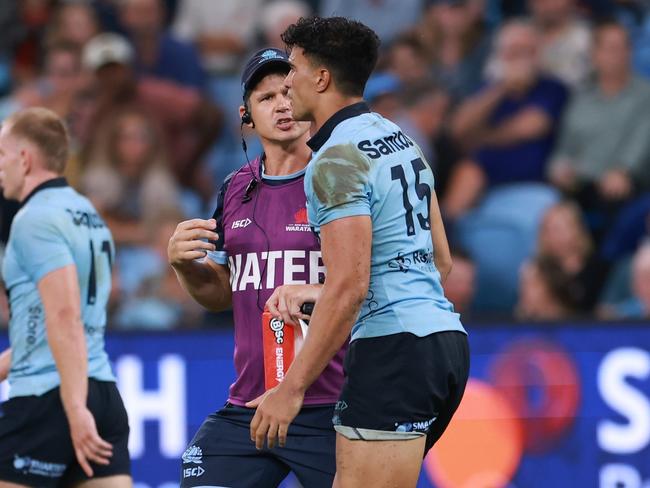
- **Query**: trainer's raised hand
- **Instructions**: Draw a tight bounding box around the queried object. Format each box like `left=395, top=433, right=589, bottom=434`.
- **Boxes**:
left=246, top=383, right=304, bottom=450
left=168, top=218, right=218, bottom=267
left=266, top=284, right=322, bottom=325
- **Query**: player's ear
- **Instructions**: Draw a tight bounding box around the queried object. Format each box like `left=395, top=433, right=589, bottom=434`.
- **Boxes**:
left=316, top=68, right=330, bottom=93
left=19, top=148, right=31, bottom=175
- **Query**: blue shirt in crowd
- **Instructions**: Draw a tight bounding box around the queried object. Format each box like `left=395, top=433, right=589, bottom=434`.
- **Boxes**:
left=475, top=76, right=568, bottom=186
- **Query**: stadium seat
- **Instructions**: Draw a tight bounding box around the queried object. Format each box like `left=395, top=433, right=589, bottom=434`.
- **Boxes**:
left=455, top=183, right=560, bottom=313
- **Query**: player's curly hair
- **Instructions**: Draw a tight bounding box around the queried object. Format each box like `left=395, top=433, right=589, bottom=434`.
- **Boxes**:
left=281, top=16, right=380, bottom=97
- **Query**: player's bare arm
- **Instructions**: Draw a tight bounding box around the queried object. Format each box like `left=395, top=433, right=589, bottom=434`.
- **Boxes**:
left=0, top=348, right=10, bottom=382
left=39, top=265, right=113, bottom=477
left=168, top=218, right=232, bottom=311
left=266, top=284, right=322, bottom=325
left=429, top=191, right=453, bottom=284
left=248, top=215, right=371, bottom=449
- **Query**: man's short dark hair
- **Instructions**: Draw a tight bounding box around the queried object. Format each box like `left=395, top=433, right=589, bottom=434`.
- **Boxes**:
left=282, top=16, right=381, bottom=97
left=593, top=18, right=630, bottom=46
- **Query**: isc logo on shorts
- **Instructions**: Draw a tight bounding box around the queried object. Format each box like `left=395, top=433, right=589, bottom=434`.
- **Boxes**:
left=231, top=218, right=252, bottom=229
left=183, top=466, right=205, bottom=478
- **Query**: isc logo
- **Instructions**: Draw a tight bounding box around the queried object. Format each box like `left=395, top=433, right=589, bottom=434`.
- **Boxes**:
left=183, top=466, right=205, bottom=478
left=232, top=218, right=252, bottom=229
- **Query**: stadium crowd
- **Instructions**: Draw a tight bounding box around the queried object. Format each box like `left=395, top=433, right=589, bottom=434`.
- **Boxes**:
left=0, top=0, right=649, bottom=329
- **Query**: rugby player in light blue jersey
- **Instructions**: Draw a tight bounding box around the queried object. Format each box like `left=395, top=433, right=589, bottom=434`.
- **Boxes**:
left=250, top=17, right=470, bottom=488
left=0, top=108, right=131, bottom=487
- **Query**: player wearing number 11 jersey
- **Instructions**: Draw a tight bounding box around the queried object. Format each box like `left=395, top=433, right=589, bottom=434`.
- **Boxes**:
left=250, top=16, right=469, bottom=488
left=0, top=108, right=130, bottom=487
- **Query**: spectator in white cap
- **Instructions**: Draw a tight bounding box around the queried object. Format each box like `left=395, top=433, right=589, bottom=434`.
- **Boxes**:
left=259, top=0, right=311, bottom=49
left=81, top=32, right=221, bottom=201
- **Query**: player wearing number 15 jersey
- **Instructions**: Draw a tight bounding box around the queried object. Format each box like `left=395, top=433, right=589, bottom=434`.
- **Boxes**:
left=0, top=108, right=131, bottom=487
left=250, top=17, right=469, bottom=488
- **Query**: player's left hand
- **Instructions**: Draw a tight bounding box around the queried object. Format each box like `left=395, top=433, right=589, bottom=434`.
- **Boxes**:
left=246, top=384, right=304, bottom=449
left=67, top=405, right=113, bottom=477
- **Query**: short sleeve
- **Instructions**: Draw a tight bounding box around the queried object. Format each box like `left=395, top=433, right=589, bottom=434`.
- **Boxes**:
left=13, top=209, right=74, bottom=283
left=206, top=174, right=232, bottom=266
left=308, top=143, right=372, bottom=227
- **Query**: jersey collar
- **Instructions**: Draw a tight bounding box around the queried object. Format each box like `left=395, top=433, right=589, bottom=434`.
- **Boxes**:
left=307, top=102, right=371, bottom=152
left=21, top=177, right=68, bottom=208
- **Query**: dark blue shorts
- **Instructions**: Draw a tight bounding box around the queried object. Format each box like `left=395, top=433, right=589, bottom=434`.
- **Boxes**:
left=0, top=379, right=130, bottom=486
left=180, top=403, right=336, bottom=488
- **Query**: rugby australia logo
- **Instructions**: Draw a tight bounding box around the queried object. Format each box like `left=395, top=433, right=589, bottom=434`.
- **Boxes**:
left=182, top=445, right=203, bottom=464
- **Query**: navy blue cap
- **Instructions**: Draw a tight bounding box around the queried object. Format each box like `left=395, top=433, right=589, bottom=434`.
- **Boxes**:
left=241, top=48, right=290, bottom=95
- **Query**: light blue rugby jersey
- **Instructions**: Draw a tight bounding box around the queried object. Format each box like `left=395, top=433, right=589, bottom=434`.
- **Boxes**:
left=305, top=102, right=466, bottom=341
left=2, top=178, right=115, bottom=398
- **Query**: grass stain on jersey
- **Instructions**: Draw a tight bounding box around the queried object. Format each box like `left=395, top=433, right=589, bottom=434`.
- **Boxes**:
left=312, top=143, right=370, bottom=207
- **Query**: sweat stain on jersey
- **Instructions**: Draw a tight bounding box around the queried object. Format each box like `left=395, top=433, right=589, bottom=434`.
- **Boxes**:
left=312, top=143, right=370, bottom=207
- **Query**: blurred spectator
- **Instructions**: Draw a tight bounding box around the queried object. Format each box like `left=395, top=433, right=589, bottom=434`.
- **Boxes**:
left=114, top=209, right=204, bottom=330
left=516, top=255, right=580, bottom=320
left=172, top=0, right=263, bottom=75
left=445, top=20, right=567, bottom=218
left=120, top=0, right=205, bottom=89
left=444, top=248, right=477, bottom=314
left=528, top=0, right=592, bottom=88
left=12, top=0, right=57, bottom=84
left=537, top=201, right=609, bottom=311
left=396, top=81, right=450, bottom=161
left=259, top=1, right=311, bottom=49
left=600, top=241, right=650, bottom=319
left=0, top=40, right=84, bottom=120
left=319, top=0, right=425, bottom=43
left=46, top=2, right=100, bottom=49
left=81, top=107, right=183, bottom=246
left=386, top=33, right=431, bottom=86
left=81, top=33, right=221, bottom=199
left=365, top=72, right=403, bottom=120
left=0, top=3, right=23, bottom=96
left=395, top=81, right=459, bottom=196
left=418, top=0, right=493, bottom=98
left=0, top=39, right=89, bottom=188
left=548, top=22, right=650, bottom=221
left=600, top=194, right=650, bottom=262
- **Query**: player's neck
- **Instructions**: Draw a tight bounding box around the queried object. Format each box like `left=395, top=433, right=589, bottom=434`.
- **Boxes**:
left=19, top=171, right=62, bottom=203
left=262, top=135, right=311, bottom=176
left=312, top=94, right=365, bottom=135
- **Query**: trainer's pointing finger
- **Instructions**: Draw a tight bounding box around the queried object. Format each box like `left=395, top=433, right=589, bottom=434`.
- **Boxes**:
left=254, top=416, right=269, bottom=450
left=266, top=422, right=279, bottom=449
left=249, top=402, right=264, bottom=441
left=266, top=289, right=281, bottom=317
left=278, top=423, right=289, bottom=448
left=179, top=218, right=216, bottom=231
